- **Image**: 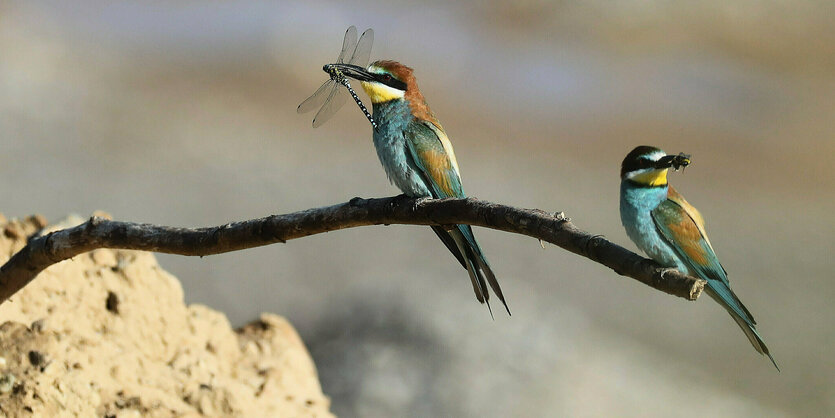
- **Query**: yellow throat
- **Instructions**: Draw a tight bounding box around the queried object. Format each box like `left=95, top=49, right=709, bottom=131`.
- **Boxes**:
left=360, top=81, right=405, bottom=103
left=631, top=168, right=668, bottom=187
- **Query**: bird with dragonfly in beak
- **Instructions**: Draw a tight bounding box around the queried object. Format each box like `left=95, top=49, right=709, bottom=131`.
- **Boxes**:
left=619, top=146, right=777, bottom=369
left=299, top=26, right=509, bottom=315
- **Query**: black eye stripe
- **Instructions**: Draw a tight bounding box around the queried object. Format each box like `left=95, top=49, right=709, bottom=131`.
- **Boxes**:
left=623, top=157, right=657, bottom=173
left=373, top=73, right=407, bottom=91
left=391, top=79, right=407, bottom=90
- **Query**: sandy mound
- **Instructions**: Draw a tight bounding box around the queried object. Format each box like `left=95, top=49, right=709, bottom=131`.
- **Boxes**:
left=0, top=214, right=334, bottom=417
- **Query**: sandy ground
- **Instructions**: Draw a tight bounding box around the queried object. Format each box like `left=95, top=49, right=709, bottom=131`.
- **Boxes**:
left=0, top=215, right=333, bottom=417
left=0, top=2, right=833, bottom=417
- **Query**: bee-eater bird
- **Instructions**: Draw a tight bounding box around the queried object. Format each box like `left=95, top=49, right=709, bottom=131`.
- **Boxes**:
left=619, top=146, right=777, bottom=369
left=327, top=60, right=509, bottom=315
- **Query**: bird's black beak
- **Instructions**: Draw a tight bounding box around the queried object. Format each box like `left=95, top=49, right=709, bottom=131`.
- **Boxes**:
left=323, top=63, right=375, bottom=82
left=655, top=153, right=692, bottom=171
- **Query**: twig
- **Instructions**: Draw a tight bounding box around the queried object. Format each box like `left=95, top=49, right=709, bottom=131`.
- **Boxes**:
left=0, top=196, right=705, bottom=305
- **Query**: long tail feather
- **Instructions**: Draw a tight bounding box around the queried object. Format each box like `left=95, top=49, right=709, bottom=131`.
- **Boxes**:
left=705, top=286, right=778, bottom=370
left=472, top=248, right=510, bottom=315
left=455, top=224, right=509, bottom=314
left=730, top=314, right=779, bottom=370
left=429, top=224, right=508, bottom=316
left=431, top=225, right=467, bottom=269
left=432, top=225, right=510, bottom=316
left=454, top=226, right=509, bottom=315
left=449, top=230, right=490, bottom=310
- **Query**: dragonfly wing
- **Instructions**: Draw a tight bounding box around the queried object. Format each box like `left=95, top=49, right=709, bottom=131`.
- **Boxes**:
left=349, top=28, right=374, bottom=67
left=297, top=79, right=336, bottom=114
left=337, top=26, right=358, bottom=64
left=312, top=83, right=348, bottom=128
left=301, top=26, right=372, bottom=127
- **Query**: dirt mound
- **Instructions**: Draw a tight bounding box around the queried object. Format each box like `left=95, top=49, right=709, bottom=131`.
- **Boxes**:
left=0, top=214, right=333, bottom=417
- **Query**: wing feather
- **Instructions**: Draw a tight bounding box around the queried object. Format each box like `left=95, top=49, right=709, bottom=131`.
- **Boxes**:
left=404, top=121, right=464, bottom=199
left=651, top=192, right=755, bottom=324
left=403, top=120, right=509, bottom=313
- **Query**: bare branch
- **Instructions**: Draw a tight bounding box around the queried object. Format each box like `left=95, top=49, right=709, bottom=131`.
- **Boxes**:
left=0, top=196, right=705, bottom=305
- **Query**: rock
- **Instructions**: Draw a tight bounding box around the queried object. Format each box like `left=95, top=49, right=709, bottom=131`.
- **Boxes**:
left=0, top=215, right=334, bottom=417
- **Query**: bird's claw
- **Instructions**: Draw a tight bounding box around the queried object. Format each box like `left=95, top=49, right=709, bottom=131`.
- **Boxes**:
left=412, top=196, right=431, bottom=208
left=659, top=267, right=679, bottom=279
left=388, top=194, right=412, bottom=208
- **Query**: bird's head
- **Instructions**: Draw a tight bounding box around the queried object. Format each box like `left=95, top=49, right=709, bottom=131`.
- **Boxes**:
left=326, top=60, right=413, bottom=104
left=621, top=146, right=691, bottom=186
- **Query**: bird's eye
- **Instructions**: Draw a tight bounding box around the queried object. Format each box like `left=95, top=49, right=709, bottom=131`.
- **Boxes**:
left=382, top=74, right=392, bottom=81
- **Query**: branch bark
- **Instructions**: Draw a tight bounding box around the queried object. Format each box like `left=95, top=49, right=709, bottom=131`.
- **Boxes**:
left=0, top=196, right=705, bottom=305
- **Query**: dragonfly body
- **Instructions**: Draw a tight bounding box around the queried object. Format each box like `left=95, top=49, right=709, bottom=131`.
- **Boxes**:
left=324, top=64, right=377, bottom=129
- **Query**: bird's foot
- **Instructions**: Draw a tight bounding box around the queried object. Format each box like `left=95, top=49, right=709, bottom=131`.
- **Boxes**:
left=659, top=267, right=679, bottom=280
left=413, top=197, right=435, bottom=215
left=391, top=193, right=415, bottom=204
left=388, top=193, right=411, bottom=208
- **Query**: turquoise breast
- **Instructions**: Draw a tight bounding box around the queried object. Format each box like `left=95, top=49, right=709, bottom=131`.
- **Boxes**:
left=371, top=99, right=432, bottom=197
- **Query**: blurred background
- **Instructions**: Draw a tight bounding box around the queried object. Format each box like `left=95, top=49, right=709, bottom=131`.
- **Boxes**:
left=1, top=1, right=833, bottom=416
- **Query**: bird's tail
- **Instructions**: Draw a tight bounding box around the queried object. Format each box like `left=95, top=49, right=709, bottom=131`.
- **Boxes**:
left=431, top=225, right=509, bottom=315
left=704, top=285, right=779, bottom=370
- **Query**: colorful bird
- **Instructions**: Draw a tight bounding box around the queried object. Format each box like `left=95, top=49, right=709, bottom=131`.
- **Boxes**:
left=327, top=60, right=509, bottom=315
left=619, top=145, right=777, bottom=369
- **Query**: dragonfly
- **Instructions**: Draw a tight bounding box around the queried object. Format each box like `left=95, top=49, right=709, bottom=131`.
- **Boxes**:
left=298, top=26, right=377, bottom=129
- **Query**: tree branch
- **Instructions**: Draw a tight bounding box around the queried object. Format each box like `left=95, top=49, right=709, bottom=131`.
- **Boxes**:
left=0, top=196, right=704, bottom=305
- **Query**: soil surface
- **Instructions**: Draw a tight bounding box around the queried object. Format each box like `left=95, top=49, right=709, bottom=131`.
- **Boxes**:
left=0, top=214, right=333, bottom=417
